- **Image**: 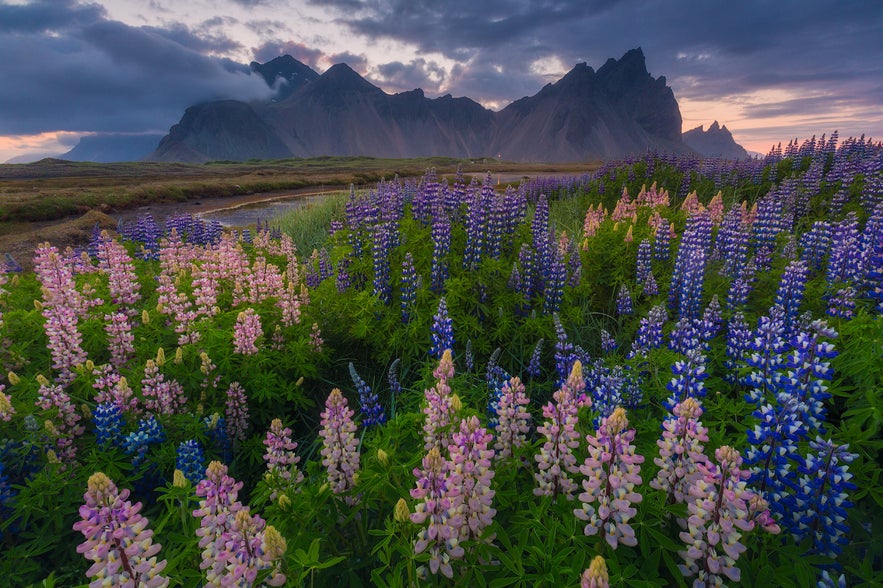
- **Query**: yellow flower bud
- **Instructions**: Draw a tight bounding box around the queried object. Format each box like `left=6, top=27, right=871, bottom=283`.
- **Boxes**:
left=44, top=419, right=58, bottom=435
left=450, top=394, right=462, bottom=413
left=394, top=498, right=410, bottom=523
left=377, top=449, right=389, bottom=467
left=7, top=371, right=20, bottom=385
left=84, top=359, right=95, bottom=372
left=175, top=347, right=184, bottom=364
left=36, top=374, right=49, bottom=386
left=80, top=403, right=92, bottom=419
left=156, top=347, right=166, bottom=367
left=277, top=494, right=291, bottom=511
left=46, top=449, right=60, bottom=464
left=142, top=309, right=150, bottom=324
left=263, top=525, right=287, bottom=560
left=33, top=299, right=43, bottom=311
left=173, top=469, right=187, bottom=487
left=295, top=376, right=304, bottom=387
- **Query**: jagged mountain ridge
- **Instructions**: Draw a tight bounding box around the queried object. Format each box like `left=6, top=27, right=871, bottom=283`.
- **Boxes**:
left=151, top=49, right=718, bottom=163
left=683, top=121, right=749, bottom=159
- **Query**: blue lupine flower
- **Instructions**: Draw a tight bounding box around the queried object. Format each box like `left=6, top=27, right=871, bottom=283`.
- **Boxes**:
left=775, top=260, right=810, bottom=338
left=527, top=338, right=544, bottom=379
left=92, top=402, right=124, bottom=447
left=664, top=346, right=707, bottom=411
left=122, top=415, right=165, bottom=467
left=744, top=306, right=789, bottom=404
left=653, top=220, right=670, bottom=262
left=792, top=438, right=857, bottom=558
left=429, top=297, right=454, bottom=360
left=430, top=210, right=450, bottom=293
left=698, top=295, right=722, bottom=341
left=636, top=238, right=652, bottom=284
left=724, top=312, right=752, bottom=383
left=783, top=320, right=838, bottom=432
left=387, top=358, right=402, bottom=398
left=628, top=304, right=667, bottom=359
left=600, top=330, right=617, bottom=354
left=175, top=440, right=206, bottom=484
left=464, top=340, right=474, bottom=372
left=400, top=252, right=417, bottom=323
left=350, top=362, right=385, bottom=428
left=203, top=413, right=232, bottom=463
left=616, top=283, right=633, bottom=316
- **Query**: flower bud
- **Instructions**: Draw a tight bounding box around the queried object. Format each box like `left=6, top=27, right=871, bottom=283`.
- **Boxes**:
left=173, top=469, right=187, bottom=487
left=394, top=498, right=410, bottom=523
left=156, top=347, right=166, bottom=367
left=142, top=309, right=150, bottom=324
left=36, top=374, right=49, bottom=386
left=7, top=371, right=20, bottom=385
left=377, top=449, right=389, bottom=467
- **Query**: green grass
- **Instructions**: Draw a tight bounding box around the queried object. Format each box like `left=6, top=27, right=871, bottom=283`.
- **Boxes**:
left=269, top=192, right=348, bottom=254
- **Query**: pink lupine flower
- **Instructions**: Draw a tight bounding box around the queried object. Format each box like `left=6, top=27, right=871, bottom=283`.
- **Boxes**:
left=278, top=280, right=303, bottom=327
left=74, top=472, right=168, bottom=588
left=651, top=397, right=710, bottom=505
left=575, top=407, right=644, bottom=548
left=679, top=446, right=755, bottom=586
left=534, top=361, right=584, bottom=499
left=233, top=308, right=263, bottom=355
left=0, top=384, right=14, bottom=421
left=308, top=321, right=323, bottom=352
left=105, top=311, right=135, bottom=368
left=448, top=416, right=496, bottom=542
left=410, top=447, right=464, bottom=578
left=581, top=555, right=610, bottom=588
left=140, top=360, right=186, bottom=416
left=191, top=260, right=220, bottom=318
left=611, top=186, right=635, bottom=221
left=36, top=382, right=85, bottom=464
left=423, top=349, right=455, bottom=452
left=225, top=382, right=250, bottom=443
left=493, top=376, right=532, bottom=459
left=247, top=255, right=285, bottom=304
left=318, top=388, right=360, bottom=498
left=263, top=418, right=304, bottom=499
left=92, top=364, right=140, bottom=415
left=95, top=233, right=141, bottom=310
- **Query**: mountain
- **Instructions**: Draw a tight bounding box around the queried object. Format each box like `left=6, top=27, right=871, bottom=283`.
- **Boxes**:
left=59, top=133, right=165, bottom=162
left=150, top=49, right=692, bottom=163
left=249, top=55, right=320, bottom=100
left=682, top=121, right=749, bottom=159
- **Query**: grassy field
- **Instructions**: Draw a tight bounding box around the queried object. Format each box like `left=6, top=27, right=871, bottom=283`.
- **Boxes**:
left=0, top=156, right=601, bottom=227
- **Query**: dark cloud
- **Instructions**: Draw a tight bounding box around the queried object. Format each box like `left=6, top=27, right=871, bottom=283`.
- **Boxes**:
left=244, top=19, right=290, bottom=39
left=229, top=0, right=272, bottom=6
left=0, top=1, right=270, bottom=136
left=253, top=40, right=325, bottom=68
left=375, top=58, right=446, bottom=93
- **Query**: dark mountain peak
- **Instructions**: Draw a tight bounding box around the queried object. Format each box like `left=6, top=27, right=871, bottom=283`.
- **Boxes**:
left=683, top=120, right=748, bottom=159
left=305, top=63, right=382, bottom=97
left=597, top=47, right=649, bottom=81
left=250, top=55, right=319, bottom=99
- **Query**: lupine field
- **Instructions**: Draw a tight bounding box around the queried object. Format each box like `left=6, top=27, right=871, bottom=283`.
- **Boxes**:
left=0, top=133, right=882, bottom=587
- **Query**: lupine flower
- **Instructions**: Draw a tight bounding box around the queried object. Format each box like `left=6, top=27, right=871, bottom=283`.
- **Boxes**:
left=176, top=440, right=205, bottom=485
left=616, top=284, right=633, bottom=316
left=401, top=252, right=417, bottom=323
left=581, top=555, right=609, bottom=588
left=464, top=339, right=474, bottom=372
left=651, top=398, right=709, bottom=505
left=553, top=313, right=576, bottom=384
left=430, top=210, right=451, bottom=292
left=122, top=415, right=165, bottom=468
left=104, top=311, right=135, bottom=368
left=600, top=330, right=616, bottom=353
left=350, top=362, right=386, bottom=427
left=493, top=376, right=532, bottom=459
left=74, top=472, right=168, bottom=588
left=791, top=438, right=857, bottom=558
left=309, top=322, right=323, bottom=352
left=423, top=350, right=455, bottom=452
left=664, top=344, right=708, bottom=410
left=388, top=358, right=402, bottom=399
left=92, top=402, right=123, bottom=447
left=826, top=287, right=857, bottom=319
left=232, top=308, right=263, bottom=355
left=224, top=382, right=249, bottom=443
left=653, top=220, right=671, bottom=261
left=372, top=222, right=394, bottom=303
left=744, top=306, right=789, bottom=404
left=636, top=239, right=652, bottom=285
left=140, top=359, right=186, bottom=417
left=263, top=418, right=304, bottom=499
left=724, top=312, right=752, bottom=383
left=0, top=385, right=14, bottom=422
left=527, top=338, right=544, bottom=379
left=775, top=260, right=810, bottom=338
left=699, top=295, right=722, bottom=341
left=783, top=319, right=837, bottom=432
left=410, top=447, right=464, bottom=578
left=628, top=304, right=667, bottom=359
left=429, top=297, right=454, bottom=359
left=534, top=362, right=585, bottom=499
left=448, top=416, right=496, bottom=542
left=575, top=407, right=644, bottom=548
left=678, top=446, right=757, bottom=586
left=36, top=382, right=84, bottom=464
left=203, top=413, right=232, bottom=463
left=817, top=571, right=847, bottom=588
left=319, top=389, right=360, bottom=499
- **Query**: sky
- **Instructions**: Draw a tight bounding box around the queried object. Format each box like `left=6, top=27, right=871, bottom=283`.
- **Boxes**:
left=1, top=0, right=881, bottom=162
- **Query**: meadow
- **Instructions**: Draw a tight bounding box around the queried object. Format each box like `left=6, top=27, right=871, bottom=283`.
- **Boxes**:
left=0, top=136, right=881, bottom=587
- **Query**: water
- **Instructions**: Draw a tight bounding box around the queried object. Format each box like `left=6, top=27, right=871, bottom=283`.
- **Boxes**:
left=198, top=192, right=332, bottom=227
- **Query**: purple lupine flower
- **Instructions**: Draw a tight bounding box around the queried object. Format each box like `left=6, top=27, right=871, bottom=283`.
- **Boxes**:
left=575, top=407, right=644, bottom=548
left=493, top=376, right=532, bottom=459
left=636, top=238, right=652, bottom=285
left=567, top=239, right=583, bottom=287
left=651, top=397, right=710, bottom=505
left=140, top=359, right=186, bottom=417
left=775, top=260, right=810, bottom=338
left=826, top=213, right=862, bottom=286
left=544, top=250, right=567, bottom=315
left=448, top=416, right=496, bottom=542
left=104, top=311, right=135, bottom=369
left=724, top=311, right=752, bottom=383
left=534, top=362, right=585, bottom=499
left=553, top=313, right=578, bottom=384
left=716, top=206, right=750, bottom=278
left=336, top=255, right=351, bottom=293
left=629, top=303, right=667, bottom=359
left=678, top=446, right=757, bottom=586
left=643, top=269, right=659, bottom=296
left=752, top=192, right=783, bottom=268
left=224, top=382, right=249, bottom=443
left=600, top=330, right=616, bottom=354
left=744, top=306, right=789, bottom=404
left=698, top=295, right=722, bottom=341
left=653, top=220, right=670, bottom=261
left=388, top=358, right=402, bottom=399
left=429, top=297, right=454, bottom=360
left=176, top=440, right=206, bottom=485
left=799, top=221, right=831, bottom=271
left=615, top=284, right=633, bottom=316
left=782, top=320, right=837, bottom=432
left=410, top=447, right=463, bottom=578
left=372, top=222, right=393, bottom=304
left=263, top=418, right=304, bottom=499
left=791, top=438, right=857, bottom=558
left=319, top=389, right=360, bottom=499
left=400, top=252, right=417, bottom=323
left=527, top=338, right=544, bottom=379
left=826, top=287, right=857, bottom=319
left=74, top=473, right=168, bottom=587
left=36, top=382, right=84, bottom=464
left=349, top=362, right=386, bottom=427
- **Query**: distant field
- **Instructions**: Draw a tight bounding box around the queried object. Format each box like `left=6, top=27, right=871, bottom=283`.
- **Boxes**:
left=0, top=156, right=601, bottom=227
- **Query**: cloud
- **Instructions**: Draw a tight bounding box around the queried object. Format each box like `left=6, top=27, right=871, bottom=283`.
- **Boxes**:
left=253, top=40, right=325, bottom=68
left=0, top=0, right=272, bottom=136
left=374, top=58, right=447, bottom=93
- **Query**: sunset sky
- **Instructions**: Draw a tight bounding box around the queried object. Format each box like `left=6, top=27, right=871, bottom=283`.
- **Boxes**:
left=1, top=0, right=881, bottom=162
